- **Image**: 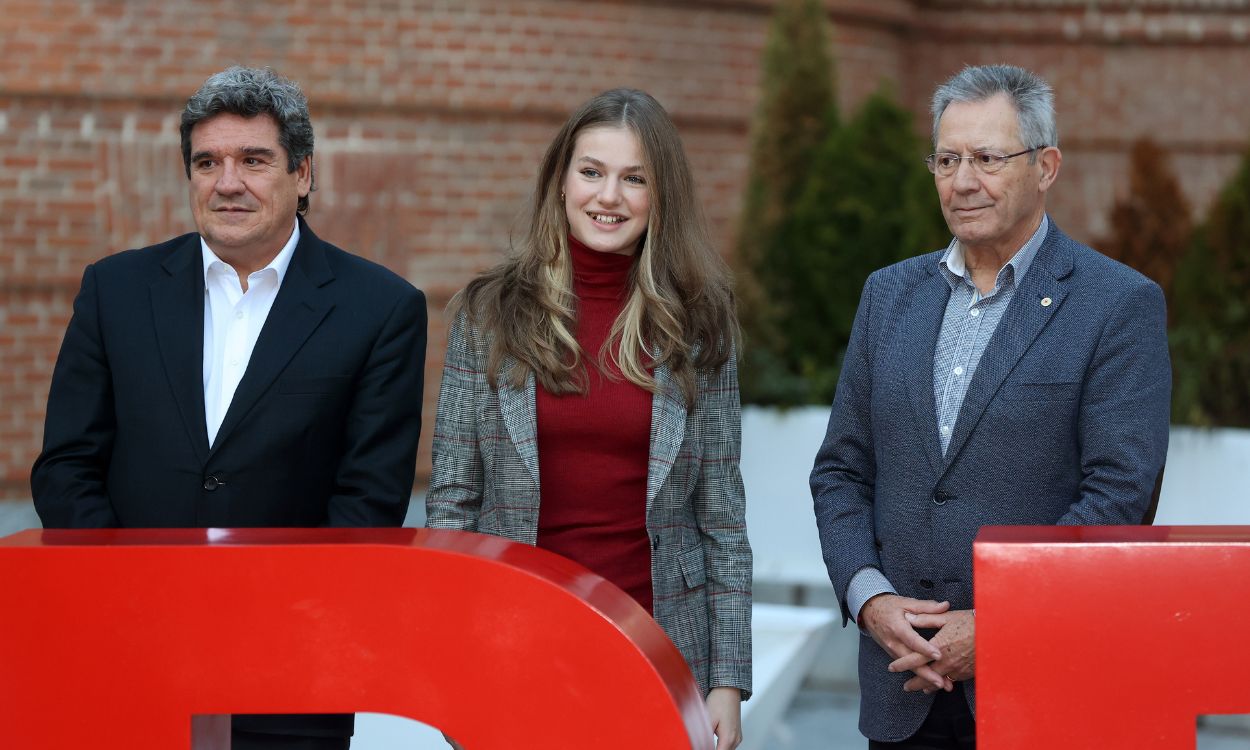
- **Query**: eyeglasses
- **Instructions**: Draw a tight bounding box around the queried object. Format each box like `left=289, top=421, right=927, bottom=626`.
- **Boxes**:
left=924, top=146, right=1045, bottom=176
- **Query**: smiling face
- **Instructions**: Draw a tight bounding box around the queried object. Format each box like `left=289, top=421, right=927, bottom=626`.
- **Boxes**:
left=188, top=112, right=311, bottom=271
left=562, top=126, right=651, bottom=256
left=935, top=94, right=1060, bottom=261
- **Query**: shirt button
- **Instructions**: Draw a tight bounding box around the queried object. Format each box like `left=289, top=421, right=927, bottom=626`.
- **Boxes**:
left=941, top=425, right=951, bottom=435
left=953, top=366, right=964, bottom=376
left=230, top=359, right=239, bottom=367
left=970, top=308, right=981, bottom=317
left=235, top=311, right=244, bottom=320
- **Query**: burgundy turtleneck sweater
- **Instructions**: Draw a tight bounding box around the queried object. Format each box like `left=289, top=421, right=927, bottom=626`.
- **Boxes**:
left=535, top=235, right=654, bottom=614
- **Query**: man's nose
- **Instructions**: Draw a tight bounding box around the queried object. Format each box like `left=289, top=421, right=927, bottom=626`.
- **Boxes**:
left=215, top=159, right=245, bottom=195
left=951, top=158, right=981, bottom=191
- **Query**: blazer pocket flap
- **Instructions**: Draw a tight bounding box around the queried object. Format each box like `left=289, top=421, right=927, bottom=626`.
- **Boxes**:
left=678, top=546, right=706, bottom=589
left=1002, top=381, right=1080, bottom=401
left=277, top=375, right=350, bottom=395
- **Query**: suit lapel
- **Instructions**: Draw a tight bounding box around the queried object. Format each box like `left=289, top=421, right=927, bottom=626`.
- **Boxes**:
left=647, top=359, right=687, bottom=509
left=208, top=224, right=335, bottom=456
left=151, top=235, right=211, bottom=463
left=898, top=267, right=952, bottom=477
left=498, top=368, right=541, bottom=488
left=942, top=229, right=1074, bottom=467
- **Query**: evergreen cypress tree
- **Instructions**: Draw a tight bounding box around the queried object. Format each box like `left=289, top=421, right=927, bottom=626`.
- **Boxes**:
left=777, top=87, right=948, bottom=404
left=736, top=72, right=947, bottom=403
left=734, top=0, right=837, bottom=404
left=1099, top=138, right=1191, bottom=321
left=1171, top=144, right=1250, bottom=427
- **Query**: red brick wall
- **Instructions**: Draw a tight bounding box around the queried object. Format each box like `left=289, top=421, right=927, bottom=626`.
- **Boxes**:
left=905, top=3, right=1250, bottom=240
left=3, top=0, right=1248, bottom=497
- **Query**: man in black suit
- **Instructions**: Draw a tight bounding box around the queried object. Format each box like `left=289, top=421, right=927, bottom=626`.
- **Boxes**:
left=32, top=66, right=427, bottom=749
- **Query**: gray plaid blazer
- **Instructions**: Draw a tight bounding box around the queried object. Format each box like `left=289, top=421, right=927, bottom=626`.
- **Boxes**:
left=426, top=311, right=752, bottom=699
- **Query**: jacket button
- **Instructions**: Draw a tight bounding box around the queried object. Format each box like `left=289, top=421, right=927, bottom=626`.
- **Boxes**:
left=652, top=534, right=660, bottom=550
left=933, top=490, right=951, bottom=506
left=919, top=579, right=935, bottom=590
left=202, top=475, right=223, bottom=491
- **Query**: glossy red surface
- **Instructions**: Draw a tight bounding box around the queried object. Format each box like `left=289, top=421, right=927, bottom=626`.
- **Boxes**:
left=975, top=525, right=1250, bottom=748
left=0, top=527, right=713, bottom=748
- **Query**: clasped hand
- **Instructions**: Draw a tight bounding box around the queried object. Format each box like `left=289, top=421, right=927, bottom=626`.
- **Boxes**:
left=859, top=595, right=975, bottom=694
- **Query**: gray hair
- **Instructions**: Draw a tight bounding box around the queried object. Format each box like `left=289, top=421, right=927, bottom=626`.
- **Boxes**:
left=180, top=66, right=316, bottom=214
left=931, top=64, right=1057, bottom=155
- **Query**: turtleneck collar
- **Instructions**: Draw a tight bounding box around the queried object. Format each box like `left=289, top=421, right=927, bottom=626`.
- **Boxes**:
left=568, top=233, right=635, bottom=300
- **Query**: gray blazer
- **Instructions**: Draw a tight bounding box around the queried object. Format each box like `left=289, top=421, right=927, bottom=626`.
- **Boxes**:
left=811, top=222, right=1171, bottom=741
left=427, top=311, right=752, bottom=698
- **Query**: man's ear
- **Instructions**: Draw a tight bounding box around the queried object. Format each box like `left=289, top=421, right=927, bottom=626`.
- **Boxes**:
left=296, top=155, right=312, bottom=197
left=1038, top=146, right=1062, bottom=194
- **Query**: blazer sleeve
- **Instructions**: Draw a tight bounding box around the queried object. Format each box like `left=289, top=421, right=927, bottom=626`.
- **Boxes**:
left=1059, top=277, right=1171, bottom=525
left=693, top=346, right=753, bottom=699
left=425, top=309, right=485, bottom=530
left=325, top=284, right=427, bottom=527
left=31, top=263, right=122, bottom=528
left=810, top=272, right=882, bottom=624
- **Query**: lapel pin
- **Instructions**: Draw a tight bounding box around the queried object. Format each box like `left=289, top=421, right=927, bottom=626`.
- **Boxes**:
left=1041, top=297, right=1052, bottom=307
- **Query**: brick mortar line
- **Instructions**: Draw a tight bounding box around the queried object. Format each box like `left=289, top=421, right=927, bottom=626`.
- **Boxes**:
left=919, top=0, right=1249, bottom=9
left=0, top=94, right=1245, bottom=152
left=0, top=90, right=753, bottom=134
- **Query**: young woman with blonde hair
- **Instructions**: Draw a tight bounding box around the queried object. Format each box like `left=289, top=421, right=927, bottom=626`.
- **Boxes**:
left=426, top=88, right=750, bottom=749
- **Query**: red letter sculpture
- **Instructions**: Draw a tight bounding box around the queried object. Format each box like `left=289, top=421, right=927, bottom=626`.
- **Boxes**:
left=976, top=525, right=1250, bottom=749
left=0, top=528, right=713, bottom=749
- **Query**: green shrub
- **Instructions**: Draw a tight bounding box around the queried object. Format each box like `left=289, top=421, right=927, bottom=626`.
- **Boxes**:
left=761, top=88, right=946, bottom=406
left=734, top=0, right=837, bottom=405
left=1170, top=144, right=1250, bottom=427
left=1098, top=138, right=1191, bottom=322
left=735, top=2, right=947, bottom=405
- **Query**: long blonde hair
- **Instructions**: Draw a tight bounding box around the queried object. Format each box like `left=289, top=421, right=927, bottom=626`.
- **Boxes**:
left=454, top=88, right=738, bottom=407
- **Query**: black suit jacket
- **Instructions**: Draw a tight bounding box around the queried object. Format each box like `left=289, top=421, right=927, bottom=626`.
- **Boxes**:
left=32, top=218, right=428, bottom=738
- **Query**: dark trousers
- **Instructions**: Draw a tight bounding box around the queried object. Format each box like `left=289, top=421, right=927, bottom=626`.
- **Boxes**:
left=868, top=684, right=975, bottom=750
left=231, top=730, right=351, bottom=750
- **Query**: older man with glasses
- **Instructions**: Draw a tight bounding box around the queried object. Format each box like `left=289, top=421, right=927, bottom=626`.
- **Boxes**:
left=811, top=64, right=1171, bottom=749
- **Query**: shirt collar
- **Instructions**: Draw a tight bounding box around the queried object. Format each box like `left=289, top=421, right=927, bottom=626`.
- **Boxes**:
left=201, top=219, right=300, bottom=287
left=939, top=214, right=1049, bottom=294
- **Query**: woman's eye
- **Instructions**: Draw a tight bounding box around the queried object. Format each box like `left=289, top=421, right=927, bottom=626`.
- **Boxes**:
left=580, top=168, right=601, bottom=178
left=625, top=174, right=646, bottom=185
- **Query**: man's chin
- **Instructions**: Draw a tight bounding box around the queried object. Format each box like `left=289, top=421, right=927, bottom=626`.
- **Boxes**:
left=198, top=227, right=258, bottom=250
left=952, top=219, right=994, bottom=239
left=952, top=212, right=991, bottom=229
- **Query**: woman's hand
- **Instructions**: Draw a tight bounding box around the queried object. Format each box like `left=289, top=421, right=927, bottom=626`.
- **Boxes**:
left=706, top=686, right=743, bottom=750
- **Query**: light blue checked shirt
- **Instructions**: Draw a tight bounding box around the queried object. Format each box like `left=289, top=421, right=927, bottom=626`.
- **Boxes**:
left=932, top=215, right=1047, bottom=454
left=847, top=216, right=1049, bottom=622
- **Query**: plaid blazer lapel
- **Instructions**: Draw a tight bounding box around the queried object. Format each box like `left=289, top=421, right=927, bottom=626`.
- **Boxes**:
left=499, top=365, right=540, bottom=488
left=646, top=360, right=687, bottom=509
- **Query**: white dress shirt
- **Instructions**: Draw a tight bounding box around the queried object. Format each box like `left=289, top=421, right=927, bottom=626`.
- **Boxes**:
left=201, top=220, right=299, bottom=447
